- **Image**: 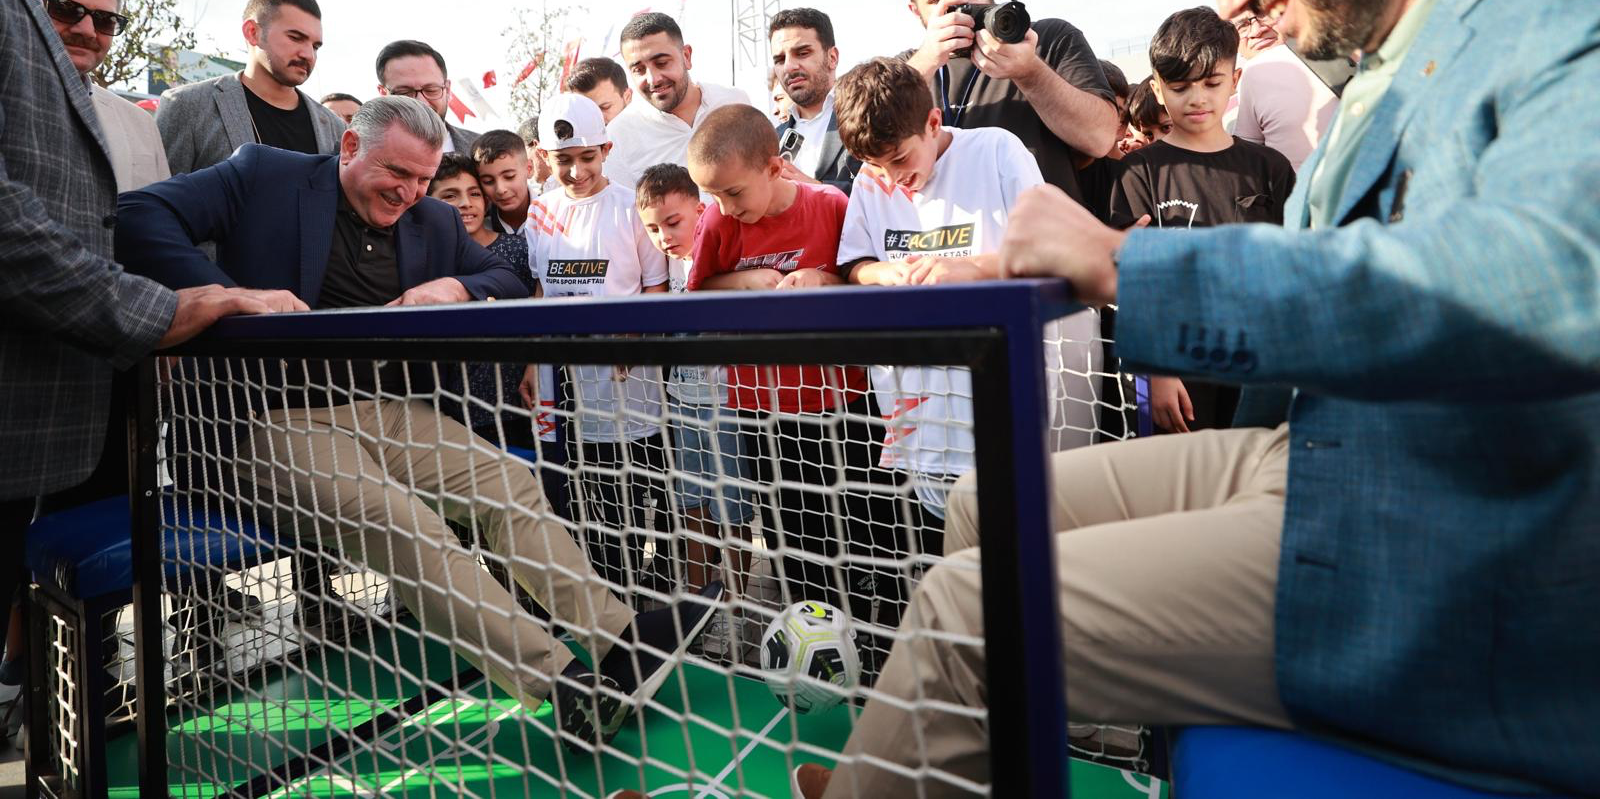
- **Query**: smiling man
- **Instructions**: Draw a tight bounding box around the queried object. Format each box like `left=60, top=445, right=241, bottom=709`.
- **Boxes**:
left=769, top=7, right=863, bottom=195
left=156, top=0, right=343, bottom=176
left=114, top=96, right=722, bottom=750
left=606, top=12, right=751, bottom=189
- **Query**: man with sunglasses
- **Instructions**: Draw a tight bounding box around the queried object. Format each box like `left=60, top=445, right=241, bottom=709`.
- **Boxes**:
left=374, top=40, right=479, bottom=156
left=44, top=0, right=170, bottom=192
left=156, top=0, right=343, bottom=178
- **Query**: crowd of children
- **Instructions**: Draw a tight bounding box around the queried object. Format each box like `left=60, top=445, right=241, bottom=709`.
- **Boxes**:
left=417, top=4, right=1304, bottom=678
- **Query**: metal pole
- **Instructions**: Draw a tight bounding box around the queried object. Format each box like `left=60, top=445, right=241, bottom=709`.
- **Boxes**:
left=129, top=358, right=168, bottom=797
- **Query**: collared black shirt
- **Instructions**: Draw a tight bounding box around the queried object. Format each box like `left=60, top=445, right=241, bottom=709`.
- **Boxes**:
left=319, top=190, right=402, bottom=309
left=242, top=83, right=318, bottom=155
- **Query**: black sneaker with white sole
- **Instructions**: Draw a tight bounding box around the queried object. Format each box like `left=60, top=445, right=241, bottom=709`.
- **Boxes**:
left=554, top=666, right=627, bottom=754
left=598, top=581, right=725, bottom=706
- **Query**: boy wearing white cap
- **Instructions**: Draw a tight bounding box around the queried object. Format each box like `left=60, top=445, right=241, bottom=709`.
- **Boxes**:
left=519, top=94, right=674, bottom=599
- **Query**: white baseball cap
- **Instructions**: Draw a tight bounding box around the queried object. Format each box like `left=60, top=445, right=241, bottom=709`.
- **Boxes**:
left=538, top=93, right=610, bottom=150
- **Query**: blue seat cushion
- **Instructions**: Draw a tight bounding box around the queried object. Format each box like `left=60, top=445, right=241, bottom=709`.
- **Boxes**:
left=25, top=494, right=278, bottom=600
left=1173, top=727, right=1568, bottom=799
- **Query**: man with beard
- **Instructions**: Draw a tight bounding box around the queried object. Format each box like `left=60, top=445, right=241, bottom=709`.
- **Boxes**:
left=375, top=39, right=479, bottom=155
left=901, top=0, right=1120, bottom=208
left=48, top=0, right=170, bottom=191
left=607, top=12, right=751, bottom=189
left=157, top=0, right=344, bottom=175
left=782, top=0, right=1600, bottom=795
left=770, top=8, right=862, bottom=195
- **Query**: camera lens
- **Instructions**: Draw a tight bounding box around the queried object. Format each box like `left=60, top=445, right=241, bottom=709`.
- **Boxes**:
left=981, top=2, right=1031, bottom=44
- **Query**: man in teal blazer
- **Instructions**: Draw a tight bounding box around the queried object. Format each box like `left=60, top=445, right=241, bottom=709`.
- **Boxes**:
left=800, top=0, right=1600, bottom=797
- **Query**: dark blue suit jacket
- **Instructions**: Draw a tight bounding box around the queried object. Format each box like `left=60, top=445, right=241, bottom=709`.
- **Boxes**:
left=115, top=143, right=527, bottom=304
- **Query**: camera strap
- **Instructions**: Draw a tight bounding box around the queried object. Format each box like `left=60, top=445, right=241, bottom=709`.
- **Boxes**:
left=936, top=64, right=982, bottom=128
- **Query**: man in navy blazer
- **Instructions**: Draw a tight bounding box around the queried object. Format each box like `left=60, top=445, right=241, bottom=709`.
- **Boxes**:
left=117, top=96, right=725, bottom=752
left=796, top=0, right=1600, bottom=797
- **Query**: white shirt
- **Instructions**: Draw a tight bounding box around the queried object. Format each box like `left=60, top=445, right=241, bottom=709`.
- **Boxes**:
left=788, top=90, right=835, bottom=179
left=839, top=127, right=1098, bottom=510
left=605, top=82, right=752, bottom=188
left=531, top=182, right=670, bottom=443
left=1234, top=44, right=1340, bottom=170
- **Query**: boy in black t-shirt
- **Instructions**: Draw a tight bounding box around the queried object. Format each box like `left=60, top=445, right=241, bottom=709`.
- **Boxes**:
left=1110, top=7, right=1295, bottom=433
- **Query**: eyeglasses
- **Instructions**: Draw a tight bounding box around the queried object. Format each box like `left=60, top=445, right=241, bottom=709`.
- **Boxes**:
left=46, top=0, right=129, bottom=36
left=386, top=84, right=448, bottom=101
left=1232, top=15, right=1270, bottom=33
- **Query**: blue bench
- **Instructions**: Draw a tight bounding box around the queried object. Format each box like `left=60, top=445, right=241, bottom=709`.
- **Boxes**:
left=23, top=493, right=277, bottom=798
left=1172, top=727, right=1572, bottom=799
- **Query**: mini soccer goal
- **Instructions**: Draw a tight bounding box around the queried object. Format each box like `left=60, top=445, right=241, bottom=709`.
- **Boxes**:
left=76, top=282, right=1158, bottom=799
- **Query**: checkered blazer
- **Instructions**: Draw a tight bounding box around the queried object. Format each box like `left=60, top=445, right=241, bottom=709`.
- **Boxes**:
left=0, top=0, right=178, bottom=501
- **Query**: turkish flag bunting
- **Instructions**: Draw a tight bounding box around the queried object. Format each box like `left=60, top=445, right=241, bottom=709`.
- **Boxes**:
left=515, top=54, right=544, bottom=85
left=447, top=92, right=476, bottom=122
left=482, top=70, right=497, bottom=89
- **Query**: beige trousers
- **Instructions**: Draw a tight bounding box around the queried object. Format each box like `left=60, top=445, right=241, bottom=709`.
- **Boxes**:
left=246, top=399, right=635, bottom=709
left=827, top=425, right=1294, bottom=798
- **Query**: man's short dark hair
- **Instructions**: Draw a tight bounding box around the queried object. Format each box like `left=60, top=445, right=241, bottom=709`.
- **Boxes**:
left=243, top=0, right=321, bottom=24
left=320, top=92, right=362, bottom=106
left=565, top=57, right=629, bottom=96
left=767, top=8, right=835, bottom=50
left=471, top=130, right=526, bottom=166
left=1099, top=60, right=1130, bottom=101
left=688, top=105, right=778, bottom=172
left=635, top=163, right=701, bottom=210
left=1128, top=76, right=1165, bottom=128
left=429, top=153, right=479, bottom=194
left=517, top=116, right=539, bottom=147
left=1149, top=6, right=1239, bottom=84
left=834, top=57, right=933, bottom=161
left=620, top=12, right=683, bottom=46
left=376, top=40, right=449, bottom=83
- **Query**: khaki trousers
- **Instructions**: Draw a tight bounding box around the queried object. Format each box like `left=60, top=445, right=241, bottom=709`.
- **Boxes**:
left=827, top=425, right=1294, bottom=798
left=246, top=399, right=634, bottom=710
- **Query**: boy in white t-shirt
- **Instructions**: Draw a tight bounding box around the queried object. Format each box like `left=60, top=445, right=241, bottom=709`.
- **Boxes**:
left=834, top=57, right=1101, bottom=548
left=517, top=94, right=674, bottom=599
left=634, top=163, right=756, bottom=597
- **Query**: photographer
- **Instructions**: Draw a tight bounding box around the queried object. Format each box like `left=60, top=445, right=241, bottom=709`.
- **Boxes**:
left=902, top=0, right=1119, bottom=206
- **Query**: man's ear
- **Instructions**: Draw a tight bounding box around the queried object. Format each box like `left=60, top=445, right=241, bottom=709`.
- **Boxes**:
left=338, top=128, right=360, bottom=163
left=826, top=47, right=840, bottom=73
left=681, top=44, right=693, bottom=71
left=926, top=106, right=943, bottom=137
left=622, top=87, right=634, bottom=105
left=522, top=157, right=534, bottom=179
left=242, top=18, right=261, bottom=48
left=1231, top=67, right=1243, bottom=92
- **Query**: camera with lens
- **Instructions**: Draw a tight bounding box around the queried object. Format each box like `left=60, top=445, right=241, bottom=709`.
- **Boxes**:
left=953, top=1, right=1031, bottom=58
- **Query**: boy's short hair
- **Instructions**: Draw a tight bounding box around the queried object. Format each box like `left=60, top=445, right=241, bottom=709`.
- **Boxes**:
left=517, top=116, right=539, bottom=147
left=1149, top=6, right=1239, bottom=84
left=1128, top=76, right=1165, bottom=128
left=1099, top=60, right=1130, bottom=101
left=565, top=57, right=629, bottom=96
left=635, top=163, right=701, bottom=211
left=471, top=129, right=526, bottom=166
left=376, top=40, right=448, bottom=83
left=429, top=153, right=479, bottom=194
left=767, top=7, right=835, bottom=50
left=243, top=0, right=320, bottom=24
left=687, top=105, right=778, bottom=172
left=319, top=92, right=361, bottom=106
left=620, top=12, right=683, bottom=46
left=834, top=57, right=933, bottom=161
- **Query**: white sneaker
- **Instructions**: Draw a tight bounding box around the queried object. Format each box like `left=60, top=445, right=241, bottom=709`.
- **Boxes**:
left=695, top=616, right=733, bottom=663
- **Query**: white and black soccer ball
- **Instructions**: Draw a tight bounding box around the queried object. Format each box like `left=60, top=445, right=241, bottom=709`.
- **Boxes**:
left=759, top=601, right=860, bottom=714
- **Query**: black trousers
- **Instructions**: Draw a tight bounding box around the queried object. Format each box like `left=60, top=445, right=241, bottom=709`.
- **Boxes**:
left=566, top=432, right=672, bottom=591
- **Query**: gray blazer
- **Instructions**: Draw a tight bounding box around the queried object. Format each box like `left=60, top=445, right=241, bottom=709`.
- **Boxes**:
left=447, top=122, right=479, bottom=157
left=91, top=84, right=172, bottom=192
left=0, top=0, right=178, bottom=500
left=157, top=72, right=345, bottom=175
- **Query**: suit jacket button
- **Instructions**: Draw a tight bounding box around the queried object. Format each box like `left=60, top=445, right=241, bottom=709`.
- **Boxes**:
left=102, top=214, right=117, bottom=229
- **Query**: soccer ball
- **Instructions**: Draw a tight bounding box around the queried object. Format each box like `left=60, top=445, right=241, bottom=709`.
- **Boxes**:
left=759, top=601, right=860, bottom=714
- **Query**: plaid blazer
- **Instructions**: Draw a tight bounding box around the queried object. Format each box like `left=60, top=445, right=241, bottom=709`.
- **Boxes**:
left=1112, top=0, right=1600, bottom=793
left=0, top=0, right=177, bottom=501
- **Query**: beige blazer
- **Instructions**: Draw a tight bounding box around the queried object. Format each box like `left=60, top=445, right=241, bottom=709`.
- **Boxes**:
left=90, top=84, right=171, bottom=191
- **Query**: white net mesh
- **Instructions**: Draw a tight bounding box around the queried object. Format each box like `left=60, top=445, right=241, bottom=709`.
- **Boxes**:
left=119, top=314, right=1155, bottom=798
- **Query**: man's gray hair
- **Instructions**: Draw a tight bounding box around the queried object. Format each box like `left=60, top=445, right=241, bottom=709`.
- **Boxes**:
left=349, top=95, right=447, bottom=153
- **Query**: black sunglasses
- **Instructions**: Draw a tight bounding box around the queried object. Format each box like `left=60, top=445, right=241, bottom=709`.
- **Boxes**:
left=46, top=0, right=130, bottom=37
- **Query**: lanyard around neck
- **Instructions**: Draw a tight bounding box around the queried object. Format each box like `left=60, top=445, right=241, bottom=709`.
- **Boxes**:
left=936, top=64, right=981, bottom=128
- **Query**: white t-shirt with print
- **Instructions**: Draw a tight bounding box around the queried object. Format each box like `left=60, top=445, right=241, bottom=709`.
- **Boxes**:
left=531, top=181, right=670, bottom=444
left=664, top=257, right=725, bottom=406
left=839, top=126, right=1099, bottom=510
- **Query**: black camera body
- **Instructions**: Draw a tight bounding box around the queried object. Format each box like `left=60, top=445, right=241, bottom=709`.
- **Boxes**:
left=953, top=1, right=1031, bottom=58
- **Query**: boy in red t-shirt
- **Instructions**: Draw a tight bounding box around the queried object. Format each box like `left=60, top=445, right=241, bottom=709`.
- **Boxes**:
left=686, top=106, right=897, bottom=674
